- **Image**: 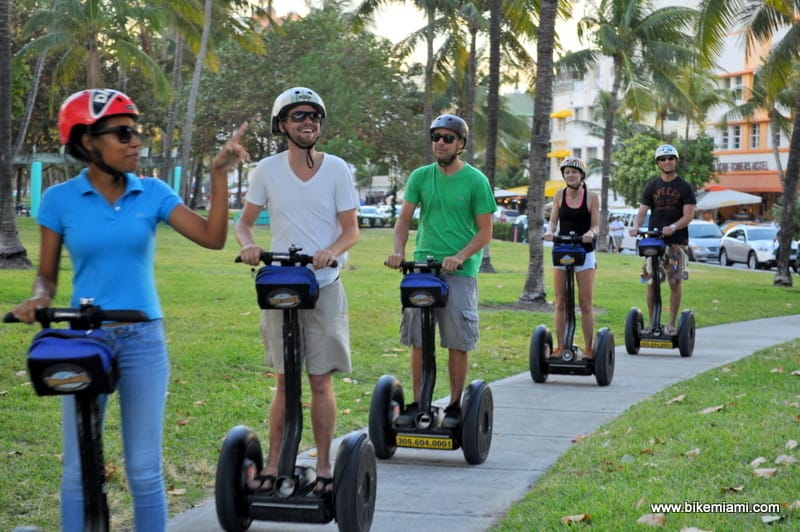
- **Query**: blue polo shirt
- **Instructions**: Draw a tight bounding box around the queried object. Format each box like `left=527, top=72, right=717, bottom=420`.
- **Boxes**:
left=37, top=169, right=182, bottom=319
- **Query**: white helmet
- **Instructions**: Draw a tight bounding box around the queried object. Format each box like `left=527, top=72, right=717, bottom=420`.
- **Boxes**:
left=654, top=144, right=679, bottom=160
left=559, top=157, right=586, bottom=176
left=271, top=87, right=326, bottom=134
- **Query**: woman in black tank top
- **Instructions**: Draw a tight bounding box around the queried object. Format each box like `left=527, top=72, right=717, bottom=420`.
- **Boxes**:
left=543, top=158, right=600, bottom=358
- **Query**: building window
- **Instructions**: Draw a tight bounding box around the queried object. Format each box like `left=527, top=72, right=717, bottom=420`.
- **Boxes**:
left=732, top=125, right=741, bottom=149
left=587, top=147, right=598, bottom=161
left=750, top=123, right=760, bottom=149
left=573, top=148, right=582, bottom=160
left=721, top=129, right=729, bottom=149
left=728, top=75, right=744, bottom=101
left=573, top=107, right=582, bottom=121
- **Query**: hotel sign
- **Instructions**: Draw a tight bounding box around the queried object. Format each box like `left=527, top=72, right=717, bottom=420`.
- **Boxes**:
left=715, top=161, right=769, bottom=172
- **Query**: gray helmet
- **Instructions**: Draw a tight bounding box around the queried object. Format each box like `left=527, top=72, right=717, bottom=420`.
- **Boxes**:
left=654, top=144, right=679, bottom=159
left=271, top=87, right=326, bottom=134
left=559, top=157, right=586, bottom=176
left=429, top=114, right=468, bottom=140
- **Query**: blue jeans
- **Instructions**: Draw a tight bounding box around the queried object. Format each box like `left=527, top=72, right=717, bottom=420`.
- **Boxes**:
left=60, top=320, right=169, bottom=532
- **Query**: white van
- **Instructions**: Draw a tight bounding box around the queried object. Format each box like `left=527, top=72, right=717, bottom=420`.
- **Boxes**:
left=609, top=208, right=650, bottom=251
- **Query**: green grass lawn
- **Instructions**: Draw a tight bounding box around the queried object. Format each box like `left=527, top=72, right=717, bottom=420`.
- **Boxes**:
left=1, top=217, right=798, bottom=530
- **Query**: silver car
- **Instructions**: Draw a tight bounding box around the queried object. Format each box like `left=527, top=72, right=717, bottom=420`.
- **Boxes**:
left=687, top=220, right=722, bottom=262
left=719, top=224, right=798, bottom=270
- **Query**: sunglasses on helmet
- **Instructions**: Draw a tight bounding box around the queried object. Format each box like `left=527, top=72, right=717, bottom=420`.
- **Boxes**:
left=430, top=132, right=457, bottom=144
left=287, top=110, right=324, bottom=123
left=90, top=124, right=144, bottom=144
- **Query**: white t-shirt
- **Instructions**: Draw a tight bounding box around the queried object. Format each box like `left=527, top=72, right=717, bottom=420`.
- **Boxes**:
left=245, top=151, right=359, bottom=287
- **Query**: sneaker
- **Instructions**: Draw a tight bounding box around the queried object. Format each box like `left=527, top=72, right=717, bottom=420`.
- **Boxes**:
left=663, top=324, right=677, bottom=335
left=442, top=403, right=461, bottom=429
left=395, top=402, right=419, bottom=426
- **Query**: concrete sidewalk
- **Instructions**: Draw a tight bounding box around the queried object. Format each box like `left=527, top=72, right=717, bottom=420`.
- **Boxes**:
left=169, top=315, right=799, bottom=531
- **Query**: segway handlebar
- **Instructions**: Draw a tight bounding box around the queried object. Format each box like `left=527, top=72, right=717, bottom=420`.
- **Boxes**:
left=636, top=227, right=664, bottom=239
left=3, top=302, right=149, bottom=329
left=399, top=257, right=463, bottom=275
left=235, top=245, right=337, bottom=268
left=552, top=233, right=587, bottom=245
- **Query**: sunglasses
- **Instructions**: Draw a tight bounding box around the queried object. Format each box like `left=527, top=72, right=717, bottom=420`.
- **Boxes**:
left=91, top=124, right=144, bottom=144
left=430, top=132, right=457, bottom=144
left=287, top=110, right=324, bottom=123
left=657, top=156, right=676, bottom=162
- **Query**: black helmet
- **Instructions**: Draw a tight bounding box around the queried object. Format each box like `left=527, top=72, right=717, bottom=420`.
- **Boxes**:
left=430, top=114, right=468, bottom=140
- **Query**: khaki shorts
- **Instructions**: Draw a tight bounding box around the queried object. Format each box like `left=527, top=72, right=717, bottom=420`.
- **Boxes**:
left=400, top=274, right=479, bottom=352
left=260, top=278, right=352, bottom=375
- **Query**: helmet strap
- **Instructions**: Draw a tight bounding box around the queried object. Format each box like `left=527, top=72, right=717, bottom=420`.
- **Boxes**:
left=284, top=128, right=318, bottom=169
left=90, top=148, right=127, bottom=182
left=566, top=181, right=583, bottom=190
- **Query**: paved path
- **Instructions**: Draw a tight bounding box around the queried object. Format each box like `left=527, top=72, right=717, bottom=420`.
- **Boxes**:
left=169, top=315, right=800, bottom=531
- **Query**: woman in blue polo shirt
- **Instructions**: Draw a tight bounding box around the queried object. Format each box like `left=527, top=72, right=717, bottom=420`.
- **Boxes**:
left=10, top=89, right=248, bottom=532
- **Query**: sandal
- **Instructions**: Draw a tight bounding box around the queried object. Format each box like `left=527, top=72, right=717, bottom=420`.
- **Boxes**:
left=313, top=476, right=334, bottom=495
left=248, top=473, right=276, bottom=492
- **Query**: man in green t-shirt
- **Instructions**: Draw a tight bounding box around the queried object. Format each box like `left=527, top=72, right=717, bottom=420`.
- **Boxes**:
left=385, top=113, right=496, bottom=428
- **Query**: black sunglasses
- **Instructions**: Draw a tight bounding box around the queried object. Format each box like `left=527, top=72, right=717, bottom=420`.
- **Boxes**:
left=287, top=110, right=324, bottom=123
left=657, top=155, right=676, bottom=162
left=430, top=132, right=457, bottom=144
left=91, top=124, right=144, bottom=144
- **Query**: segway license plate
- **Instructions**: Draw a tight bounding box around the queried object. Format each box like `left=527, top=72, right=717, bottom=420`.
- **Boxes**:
left=400, top=273, right=449, bottom=308
left=552, top=244, right=586, bottom=267
left=27, top=328, right=118, bottom=396
left=641, top=339, right=675, bottom=349
left=256, top=265, right=319, bottom=309
left=396, top=433, right=454, bottom=450
left=638, top=238, right=666, bottom=257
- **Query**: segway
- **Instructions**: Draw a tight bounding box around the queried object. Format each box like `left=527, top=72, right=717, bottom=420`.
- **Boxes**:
left=215, top=246, right=376, bottom=532
left=624, top=228, right=695, bottom=357
left=529, top=233, right=615, bottom=386
left=369, top=258, right=493, bottom=465
left=3, top=300, right=150, bottom=532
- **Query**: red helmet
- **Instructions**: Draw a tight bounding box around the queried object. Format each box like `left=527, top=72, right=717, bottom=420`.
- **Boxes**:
left=58, top=89, right=139, bottom=145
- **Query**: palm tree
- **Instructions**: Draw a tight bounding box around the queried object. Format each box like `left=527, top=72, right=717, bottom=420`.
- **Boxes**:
left=576, top=0, right=697, bottom=251
left=0, top=0, right=32, bottom=269
left=517, top=0, right=559, bottom=307
left=18, top=0, right=171, bottom=105
left=697, top=0, right=800, bottom=287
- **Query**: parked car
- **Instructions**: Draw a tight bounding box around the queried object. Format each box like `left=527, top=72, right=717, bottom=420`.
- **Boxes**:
left=357, top=205, right=388, bottom=227
left=719, top=224, right=798, bottom=270
left=687, top=220, right=723, bottom=262
left=609, top=208, right=650, bottom=251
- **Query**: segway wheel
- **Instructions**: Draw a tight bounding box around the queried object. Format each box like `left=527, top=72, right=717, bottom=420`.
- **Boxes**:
left=678, top=310, right=695, bottom=358
left=624, top=308, right=643, bottom=355
left=333, top=432, right=377, bottom=532
left=368, top=375, right=403, bottom=459
left=593, top=328, right=615, bottom=386
left=215, top=425, right=263, bottom=532
left=461, top=380, right=493, bottom=465
left=529, top=325, right=552, bottom=383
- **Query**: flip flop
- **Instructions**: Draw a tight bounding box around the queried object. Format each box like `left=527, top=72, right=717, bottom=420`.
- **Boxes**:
left=248, top=474, right=276, bottom=492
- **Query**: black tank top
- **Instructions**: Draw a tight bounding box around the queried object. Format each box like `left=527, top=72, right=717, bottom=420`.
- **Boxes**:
left=558, top=185, right=595, bottom=251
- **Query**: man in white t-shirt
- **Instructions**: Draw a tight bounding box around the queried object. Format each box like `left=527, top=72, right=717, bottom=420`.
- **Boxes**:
left=236, top=87, right=360, bottom=496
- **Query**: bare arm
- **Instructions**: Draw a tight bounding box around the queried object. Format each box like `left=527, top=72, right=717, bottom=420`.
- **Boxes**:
left=11, top=226, right=62, bottom=323
left=630, top=204, right=650, bottom=235
left=313, top=208, right=359, bottom=269
left=544, top=190, right=562, bottom=241
left=386, top=201, right=416, bottom=268
left=442, top=212, right=493, bottom=272
left=235, top=201, right=264, bottom=266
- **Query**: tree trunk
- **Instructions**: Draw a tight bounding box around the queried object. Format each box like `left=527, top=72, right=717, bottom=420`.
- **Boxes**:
left=0, top=0, right=31, bottom=269
left=596, top=59, right=623, bottom=253
left=160, top=31, right=184, bottom=183
left=519, top=0, right=558, bottom=307
left=179, top=0, right=212, bottom=201
left=773, top=93, right=800, bottom=287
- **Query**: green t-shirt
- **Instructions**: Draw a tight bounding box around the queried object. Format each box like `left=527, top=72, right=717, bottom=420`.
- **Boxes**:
left=404, top=162, right=496, bottom=277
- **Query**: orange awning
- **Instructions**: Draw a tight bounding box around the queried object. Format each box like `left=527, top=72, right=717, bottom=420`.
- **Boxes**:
left=547, top=149, right=572, bottom=159
left=711, top=174, right=782, bottom=193
left=549, top=109, right=573, bottom=119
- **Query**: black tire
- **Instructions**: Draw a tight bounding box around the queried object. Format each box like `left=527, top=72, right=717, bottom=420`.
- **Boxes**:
left=333, top=433, right=377, bottom=532
left=215, top=425, right=263, bottom=532
left=593, top=328, right=615, bottom=386
left=461, top=381, right=493, bottom=465
left=624, top=308, right=643, bottom=355
left=719, top=248, right=732, bottom=266
left=678, top=310, right=695, bottom=358
left=528, top=325, right=551, bottom=383
left=368, top=375, right=402, bottom=459
left=747, top=251, right=757, bottom=269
